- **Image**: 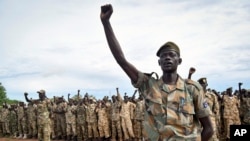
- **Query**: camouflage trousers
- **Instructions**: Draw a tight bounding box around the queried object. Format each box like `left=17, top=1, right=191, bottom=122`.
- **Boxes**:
left=56, top=114, right=66, bottom=137
left=98, top=120, right=110, bottom=138
left=87, top=122, right=99, bottom=138
left=121, top=117, right=135, bottom=140
left=27, top=118, right=37, bottom=137
left=133, top=120, right=143, bottom=139
left=2, top=121, right=10, bottom=134
left=224, top=117, right=241, bottom=138
left=209, top=116, right=219, bottom=141
left=111, top=120, right=122, bottom=141
left=66, top=122, right=76, bottom=136
left=50, top=118, right=56, bottom=139
left=38, top=122, right=51, bottom=141
left=18, top=119, right=27, bottom=135
left=9, top=121, right=17, bottom=135
left=77, top=122, right=87, bottom=141
left=243, top=111, right=250, bottom=125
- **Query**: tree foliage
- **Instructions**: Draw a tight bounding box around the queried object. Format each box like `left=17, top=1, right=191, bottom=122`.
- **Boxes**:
left=0, top=82, right=7, bottom=106
left=0, top=83, right=20, bottom=108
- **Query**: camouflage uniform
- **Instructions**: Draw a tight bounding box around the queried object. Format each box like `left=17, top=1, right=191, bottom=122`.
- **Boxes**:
left=55, top=100, right=67, bottom=139
left=204, top=91, right=219, bottom=141
left=65, top=103, right=77, bottom=137
left=222, top=94, right=241, bottom=139
left=86, top=102, right=99, bottom=139
left=243, top=97, right=250, bottom=124
left=9, top=107, right=18, bottom=137
left=132, top=72, right=211, bottom=140
left=26, top=102, right=37, bottom=138
left=111, top=96, right=123, bottom=141
left=76, top=102, right=87, bottom=141
left=50, top=103, right=57, bottom=139
left=2, top=106, right=10, bottom=136
left=16, top=104, right=26, bottom=138
left=133, top=99, right=145, bottom=141
left=120, top=100, right=136, bottom=140
left=36, top=92, right=52, bottom=141
left=239, top=96, right=247, bottom=123
left=96, top=104, right=110, bottom=139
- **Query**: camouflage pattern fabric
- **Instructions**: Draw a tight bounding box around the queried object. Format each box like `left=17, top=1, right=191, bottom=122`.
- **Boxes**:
left=9, top=109, right=18, bottom=137
left=36, top=98, right=52, bottom=141
left=132, top=72, right=210, bottom=141
left=55, top=102, right=67, bottom=138
left=111, top=100, right=122, bottom=141
left=222, top=95, right=241, bottom=138
left=26, top=103, right=37, bottom=137
left=76, top=104, right=87, bottom=141
left=16, top=105, right=25, bottom=136
left=96, top=106, right=110, bottom=138
left=120, top=101, right=136, bottom=140
left=133, top=100, right=145, bottom=140
left=65, top=104, right=77, bottom=136
left=86, top=103, right=99, bottom=138
left=204, top=91, right=219, bottom=141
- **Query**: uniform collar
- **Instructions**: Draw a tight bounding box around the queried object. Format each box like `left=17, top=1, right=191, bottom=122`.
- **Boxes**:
left=159, top=75, right=185, bottom=93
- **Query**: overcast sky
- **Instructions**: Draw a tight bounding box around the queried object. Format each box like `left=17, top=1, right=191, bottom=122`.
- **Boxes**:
left=1, top=0, right=250, bottom=102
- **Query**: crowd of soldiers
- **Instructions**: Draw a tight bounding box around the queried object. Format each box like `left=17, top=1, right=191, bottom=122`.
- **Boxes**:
left=0, top=81, right=250, bottom=141
left=0, top=88, right=144, bottom=141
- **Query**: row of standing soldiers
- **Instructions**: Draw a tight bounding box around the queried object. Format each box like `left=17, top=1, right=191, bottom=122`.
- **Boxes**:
left=1, top=83, right=250, bottom=141
left=197, top=77, right=250, bottom=141
left=0, top=88, right=145, bottom=141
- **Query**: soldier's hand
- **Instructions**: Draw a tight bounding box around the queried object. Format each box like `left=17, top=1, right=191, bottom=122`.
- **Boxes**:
left=100, top=4, right=113, bottom=22
left=24, top=92, right=28, bottom=96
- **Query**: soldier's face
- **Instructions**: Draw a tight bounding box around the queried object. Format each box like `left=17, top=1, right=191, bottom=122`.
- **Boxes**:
left=158, top=49, right=181, bottom=73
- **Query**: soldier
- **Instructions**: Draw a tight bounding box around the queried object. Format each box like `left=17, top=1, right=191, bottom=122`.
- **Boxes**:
left=243, top=90, right=250, bottom=124
left=85, top=97, right=99, bottom=140
left=50, top=97, right=57, bottom=140
left=54, top=96, right=67, bottom=140
left=132, top=93, right=145, bottom=141
left=120, top=93, right=136, bottom=140
left=65, top=94, right=77, bottom=141
left=76, top=97, right=87, bottom=141
left=102, top=96, right=112, bottom=130
left=25, top=97, right=38, bottom=139
left=25, top=90, right=52, bottom=141
left=9, top=104, right=18, bottom=138
left=16, top=101, right=27, bottom=139
left=1, top=103, right=10, bottom=137
left=100, top=4, right=213, bottom=140
left=198, top=78, right=220, bottom=141
left=110, top=88, right=123, bottom=141
left=95, top=100, right=110, bottom=140
left=221, top=87, right=241, bottom=140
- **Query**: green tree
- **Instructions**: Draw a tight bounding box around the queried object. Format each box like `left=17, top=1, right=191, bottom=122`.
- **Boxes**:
left=0, top=82, right=7, bottom=106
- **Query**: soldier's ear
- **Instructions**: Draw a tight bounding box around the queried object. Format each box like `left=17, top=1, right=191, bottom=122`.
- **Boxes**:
left=178, top=58, right=182, bottom=65
left=158, top=59, right=161, bottom=66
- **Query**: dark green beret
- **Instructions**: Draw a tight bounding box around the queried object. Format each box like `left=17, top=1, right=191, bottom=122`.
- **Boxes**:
left=156, top=41, right=180, bottom=57
left=197, top=77, right=207, bottom=85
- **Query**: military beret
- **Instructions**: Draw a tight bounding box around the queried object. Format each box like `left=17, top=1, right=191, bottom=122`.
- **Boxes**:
left=197, top=77, right=207, bottom=85
left=156, top=41, right=180, bottom=57
left=37, top=89, right=46, bottom=94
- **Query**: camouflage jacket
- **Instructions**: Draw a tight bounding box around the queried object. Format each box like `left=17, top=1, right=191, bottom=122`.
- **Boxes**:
left=132, top=72, right=210, bottom=140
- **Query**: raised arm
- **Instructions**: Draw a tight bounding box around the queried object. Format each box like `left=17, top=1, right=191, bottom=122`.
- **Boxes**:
left=100, top=4, right=139, bottom=83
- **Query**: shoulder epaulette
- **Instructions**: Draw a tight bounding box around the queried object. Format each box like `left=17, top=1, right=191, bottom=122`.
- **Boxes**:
left=185, top=79, right=202, bottom=91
